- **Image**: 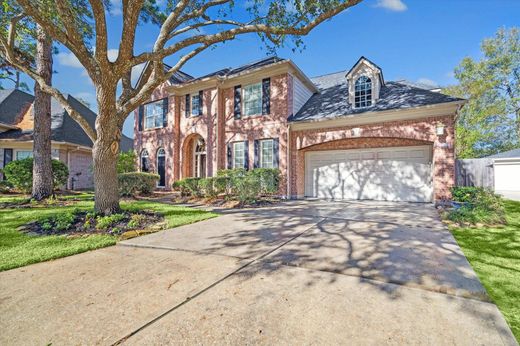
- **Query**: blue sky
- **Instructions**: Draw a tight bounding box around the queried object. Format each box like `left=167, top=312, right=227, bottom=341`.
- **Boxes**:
left=10, top=0, right=520, bottom=137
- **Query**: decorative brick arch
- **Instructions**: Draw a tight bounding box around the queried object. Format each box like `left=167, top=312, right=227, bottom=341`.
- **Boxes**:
left=289, top=115, right=455, bottom=201
left=181, top=133, right=205, bottom=178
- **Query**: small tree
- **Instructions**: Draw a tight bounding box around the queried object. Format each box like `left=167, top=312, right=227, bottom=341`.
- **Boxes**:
left=117, top=150, right=137, bottom=174
left=1, top=0, right=363, bottom=214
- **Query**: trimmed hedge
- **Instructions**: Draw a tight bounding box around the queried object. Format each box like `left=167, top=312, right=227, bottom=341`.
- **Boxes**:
left=118, top=172, right=159, bottom=196
left=173, top=168, right=281, bottom=203
left=1, top=158, right=69, bottom=193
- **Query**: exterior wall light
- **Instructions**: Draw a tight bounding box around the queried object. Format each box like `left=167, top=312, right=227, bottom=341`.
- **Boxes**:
left=436, top=123, right=445, bottom=136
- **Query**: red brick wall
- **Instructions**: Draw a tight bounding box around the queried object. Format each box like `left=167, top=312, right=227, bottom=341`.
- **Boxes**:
left=222, top=73, right=291, bottom=193
left=289, top=115, right=455, bottom=201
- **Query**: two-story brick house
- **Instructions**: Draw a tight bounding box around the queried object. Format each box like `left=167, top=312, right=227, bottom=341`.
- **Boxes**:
left=134, top=56, right=464, bottom=203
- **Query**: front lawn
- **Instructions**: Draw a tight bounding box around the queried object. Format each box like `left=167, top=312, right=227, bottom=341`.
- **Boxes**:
left=0, top=194, right=217, bottom=272
left=450, top=199, right=520, bottom=341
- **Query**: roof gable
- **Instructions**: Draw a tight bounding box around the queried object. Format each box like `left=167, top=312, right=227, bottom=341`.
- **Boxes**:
left=345, top=56, right=385, bottom=86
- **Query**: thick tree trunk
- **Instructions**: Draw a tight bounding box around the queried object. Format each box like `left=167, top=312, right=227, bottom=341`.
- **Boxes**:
left=32, top=25, right=53, bottom=201
left=92, top=105, right=122, bottom=214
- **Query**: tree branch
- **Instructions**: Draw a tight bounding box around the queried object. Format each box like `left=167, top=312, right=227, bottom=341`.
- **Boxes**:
left=89, top=0, right=108, bottom=69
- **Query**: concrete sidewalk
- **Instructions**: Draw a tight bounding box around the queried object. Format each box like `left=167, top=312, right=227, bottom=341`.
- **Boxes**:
left=0, top=201, right=517, bottom=345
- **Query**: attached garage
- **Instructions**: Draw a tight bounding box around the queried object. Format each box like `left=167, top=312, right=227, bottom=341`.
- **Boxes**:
left=304, top=145, right=433, bottom=202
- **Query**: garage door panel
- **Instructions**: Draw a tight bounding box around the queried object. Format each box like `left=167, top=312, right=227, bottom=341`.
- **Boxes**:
left=305, top=146, right=433, bottom=202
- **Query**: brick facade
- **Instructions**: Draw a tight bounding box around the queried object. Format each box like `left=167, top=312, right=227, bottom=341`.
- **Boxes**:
left=134, top=66, right=457, bottom=202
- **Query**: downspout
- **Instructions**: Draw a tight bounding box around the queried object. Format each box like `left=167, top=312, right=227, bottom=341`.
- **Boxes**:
left=287, top=123, right=291, bottom=199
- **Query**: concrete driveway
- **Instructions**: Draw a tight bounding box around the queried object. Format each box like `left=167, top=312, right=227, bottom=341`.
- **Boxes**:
left=0, top=200, right=517, bottom=345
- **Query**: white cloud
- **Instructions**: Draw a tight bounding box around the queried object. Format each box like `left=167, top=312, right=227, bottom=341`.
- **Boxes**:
left=416, top=78, right=438, bottom=88
left=57, top=52, right=82, bottom=68
left=374, top=0, right=407, bottom=12
left=109, top=0, right=122, bottom=15
left=107, top=49, right=119, bottom=62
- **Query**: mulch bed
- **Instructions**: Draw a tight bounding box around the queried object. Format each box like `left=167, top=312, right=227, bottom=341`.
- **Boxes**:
left=19, top=211, right=165, bottom=237
left=171, top=196, right=281, bottom=208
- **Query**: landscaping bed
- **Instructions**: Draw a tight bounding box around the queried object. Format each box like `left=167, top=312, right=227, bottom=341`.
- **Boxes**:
left=0, top=194, right=217, bottom=272
left=19, top=209, right=164, bottom=237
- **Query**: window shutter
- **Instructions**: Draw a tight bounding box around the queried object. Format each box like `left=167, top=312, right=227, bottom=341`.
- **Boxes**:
left=273, top=138, right=279, bottom=168
left=199, top=90, right=204, bottom=116
left=234, top=85, right=241, bottom=119
left=262, top=78, right=271, bottom=115
left=227, top=143, right=232, bottom=169
left=185, top=94, right=190, bottom=117
left=162, top=97, right=169, bottom=127
left=253, top=140, right=260, bottom=169
left=138, top=105, right=144, bottom=131
left=243, top=140, right=249, bottom=170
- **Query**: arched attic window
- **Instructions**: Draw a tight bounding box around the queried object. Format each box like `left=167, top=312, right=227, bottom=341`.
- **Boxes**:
left=354, top=76, right=372, bottom=108
left=141, top=149, right=150, bottom=172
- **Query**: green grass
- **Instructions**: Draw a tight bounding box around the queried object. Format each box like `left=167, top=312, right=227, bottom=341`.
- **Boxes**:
left=450, top=199, right=520, bottom=341
left=0, top=196, right=217, bottom=272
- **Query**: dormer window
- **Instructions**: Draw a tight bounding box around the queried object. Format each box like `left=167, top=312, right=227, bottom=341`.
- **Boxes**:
left=354, top=76, right=372, bottom=108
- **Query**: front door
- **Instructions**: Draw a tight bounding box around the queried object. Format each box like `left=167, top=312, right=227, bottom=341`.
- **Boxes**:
left=157, top=155, right=165, bottom=187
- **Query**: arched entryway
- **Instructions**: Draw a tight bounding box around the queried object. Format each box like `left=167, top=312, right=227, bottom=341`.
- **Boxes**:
left=156, top=148, right=166, bottom=187
left=182, top=134, right=207, bottom=178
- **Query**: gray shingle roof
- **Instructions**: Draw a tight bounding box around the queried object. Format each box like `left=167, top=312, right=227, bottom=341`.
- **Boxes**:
left=486, top=148, right=520, bottom=159
left=288, top=71, right=463, bottom=122
left=0, top=90, right=132, bottom=151
left=0, top=89, right=34, bottom=125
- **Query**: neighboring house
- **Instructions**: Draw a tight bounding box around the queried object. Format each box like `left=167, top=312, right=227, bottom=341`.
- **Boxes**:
left=134, top=56, right=465, bottom=203
left=0, top=89, right=133, bottom=190
left=486, top=148, right=520, bottom=201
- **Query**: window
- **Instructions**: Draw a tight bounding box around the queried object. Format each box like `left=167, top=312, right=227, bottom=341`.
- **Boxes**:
left=16, top=151, right=33, bottom=160
left=140, top=149, right=150, bottom=172
left=243, top=82, right=262, bottom=116
left=191, top=94, right=201, bottom=116
left=260, top=139, right=274, bottom=168
left=193, top=138, right=206, bottom=178
left=144, top=100, right=164, bottom=129
left=354, top=76, right=372, bottom=108
left=233, top=142, right=245, bottom=169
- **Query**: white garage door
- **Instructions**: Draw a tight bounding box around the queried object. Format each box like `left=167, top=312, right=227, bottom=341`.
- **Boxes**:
left=305, top=145, right=433, bottom=202
left=494, top=160, right=520, bottom=195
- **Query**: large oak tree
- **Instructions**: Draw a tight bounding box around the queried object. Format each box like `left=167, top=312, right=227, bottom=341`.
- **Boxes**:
left=0, top=0, right=363, bottom=214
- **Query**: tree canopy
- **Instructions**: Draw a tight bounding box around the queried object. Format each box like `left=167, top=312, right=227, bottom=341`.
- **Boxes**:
left=445, top=27, right=520, bottom=158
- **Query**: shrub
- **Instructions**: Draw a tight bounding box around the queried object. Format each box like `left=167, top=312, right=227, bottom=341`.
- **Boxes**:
left=40, top=211, right=76, bottom=232
left=0, top=180, right=12, bottom=193
left=199, top=177, right=218, bottom=198
left=173, top=177, right=201, bottom=197
left=2, top=158, right=69, bottom=193
left=249, top=168, right=281, bottom=195
left=117, top=150, right=137, bottom=173
left=118, top=172, right=159, bottom=196
left=448, top=186, right=505, bottom=224
left=233, top=172, right=261, bottom=203
left=96, top=213, right=126, bottom=230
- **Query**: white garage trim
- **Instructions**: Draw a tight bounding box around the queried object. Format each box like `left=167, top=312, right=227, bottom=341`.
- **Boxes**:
left=305, top=145, right=433, bottom=202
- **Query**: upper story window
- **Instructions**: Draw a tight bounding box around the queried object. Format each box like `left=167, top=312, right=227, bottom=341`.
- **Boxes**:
left=259, top=139, right=274, bottom=168
left=191, top=93, right=201, bottom=116
left=233, top=142, right=245, bottom=169
left=144, top=100, right=165, bottom=129
left=354, top=76, right=372, bottom=108
left=243, top=82, right=263, bottom=116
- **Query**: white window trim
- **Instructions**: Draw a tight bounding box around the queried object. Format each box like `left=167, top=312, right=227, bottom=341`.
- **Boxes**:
left=354, top=75, right=373, bottom=109
left=233, top=142, right=245, bottom=169
left=144, top=99, right=165, bottom=130
left=242, top=82, right=263, bottom=117
left=191, top=93, right=201, bottom=117
left=259, top=139, right=274, bottom=168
